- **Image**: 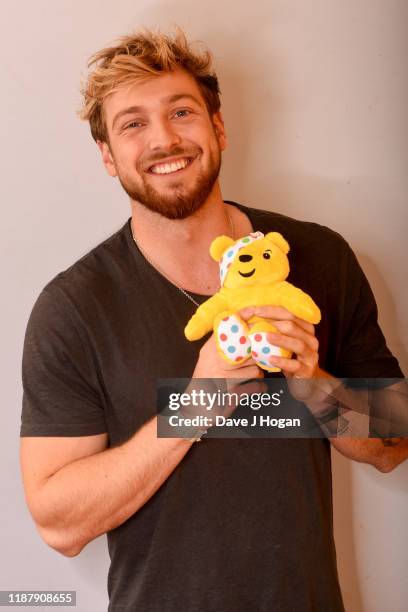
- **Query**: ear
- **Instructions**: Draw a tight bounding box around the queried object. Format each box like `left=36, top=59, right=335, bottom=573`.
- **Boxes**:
left=97, top=140, right=117, bottom=177
left=210, top=235, right=234, bottom=262
left=265, top=232, right=290, bottom=254
left=212, top=111, right=227, bottom=151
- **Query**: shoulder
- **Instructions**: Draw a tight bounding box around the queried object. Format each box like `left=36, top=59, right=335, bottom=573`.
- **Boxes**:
left=30, top=219, right=134, bottom=329
left=42, top=219, right=132, bottom=302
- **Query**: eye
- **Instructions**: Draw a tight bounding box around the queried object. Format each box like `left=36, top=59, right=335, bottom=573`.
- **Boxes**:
left=125, top=121, right=144, bottom=129
left=263, top=252, right=271, bottom=260
left=174, top=109, right=191, bottom=118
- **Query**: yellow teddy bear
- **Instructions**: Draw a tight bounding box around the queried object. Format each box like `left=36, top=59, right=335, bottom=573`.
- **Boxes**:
left=184, top=231, right=321, bottom=372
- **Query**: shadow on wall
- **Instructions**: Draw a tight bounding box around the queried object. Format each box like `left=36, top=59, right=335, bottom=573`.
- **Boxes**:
left=332, top=451, right=364, bottom=612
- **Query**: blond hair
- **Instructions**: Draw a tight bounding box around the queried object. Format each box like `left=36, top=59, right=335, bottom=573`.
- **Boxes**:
left=78, top=27, right=221, bottom=143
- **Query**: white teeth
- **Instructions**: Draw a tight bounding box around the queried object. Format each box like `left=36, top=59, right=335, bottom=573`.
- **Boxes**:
left=150, top=157, right=190, bottom=174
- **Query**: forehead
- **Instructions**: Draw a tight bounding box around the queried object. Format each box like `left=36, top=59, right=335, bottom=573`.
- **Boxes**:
left=103, top=69, right=207, bottom=127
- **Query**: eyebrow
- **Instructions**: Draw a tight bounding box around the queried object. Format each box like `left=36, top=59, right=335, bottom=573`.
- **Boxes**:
left=111, top=93, right=204, bottom=131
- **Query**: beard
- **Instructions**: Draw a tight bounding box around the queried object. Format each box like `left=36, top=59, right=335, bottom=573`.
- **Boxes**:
left=115, top=143, right=222, bottom=220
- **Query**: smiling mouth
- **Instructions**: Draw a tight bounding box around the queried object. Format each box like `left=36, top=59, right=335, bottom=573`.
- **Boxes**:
left=147, top=156, right=196, bottom=176
left=239, top=268, right=255, bottom=277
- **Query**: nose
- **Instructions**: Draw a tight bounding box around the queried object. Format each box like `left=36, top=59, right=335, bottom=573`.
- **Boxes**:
left=148, top=118, right=181, bottom=151
left=239, top=254, right=253, bottom=262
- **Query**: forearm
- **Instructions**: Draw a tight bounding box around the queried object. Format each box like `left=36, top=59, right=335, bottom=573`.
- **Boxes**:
left=330, top=437, right=408, bottom=472
left=298, top=369, right=408, bottom=470
left=34, top=417, right=194, bottom=556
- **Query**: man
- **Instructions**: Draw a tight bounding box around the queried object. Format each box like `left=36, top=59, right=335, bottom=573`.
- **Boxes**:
left=20, top=28, right=407, bottom=611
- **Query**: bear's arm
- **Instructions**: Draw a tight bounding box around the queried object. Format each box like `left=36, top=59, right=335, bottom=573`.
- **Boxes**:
left=184, top=293, right=229, bottom=341
left=275, top=282, right=321, bottom=324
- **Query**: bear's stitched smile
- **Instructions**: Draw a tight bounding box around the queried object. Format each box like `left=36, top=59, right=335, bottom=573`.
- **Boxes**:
left=239, top=268, right=255, bottom=277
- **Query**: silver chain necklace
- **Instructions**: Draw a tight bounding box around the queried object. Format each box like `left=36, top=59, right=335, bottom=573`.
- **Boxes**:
left=131, top=207, right=235, bottom=307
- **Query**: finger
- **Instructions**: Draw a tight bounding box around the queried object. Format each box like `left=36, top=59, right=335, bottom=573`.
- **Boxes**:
left=267, top=355, right=302, bottom=375
left=224, top=365, right=264, bottom=379
left=268, top=352, right=319, bottom=378
left=267, top=321, right=318, bottom=351
left=222, top=356, right=260, bottom=371
left=238, top=307, right=256, bottom=321
left=295, top=350, right=319, bottom=373
left=267, top=331, right=318, bottom=356
left=251, top=306, right=315, bottom=334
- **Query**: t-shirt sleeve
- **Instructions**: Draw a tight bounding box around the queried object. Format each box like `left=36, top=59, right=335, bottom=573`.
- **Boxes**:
left=21, top=285, right=108, bottom=437
left=336, top=246, right=404, bottom=378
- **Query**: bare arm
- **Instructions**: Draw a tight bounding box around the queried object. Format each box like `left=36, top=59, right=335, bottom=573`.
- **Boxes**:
left=330, top=437, right=408, bottom=472
left=20, top=418, right=195, bottom=558
left=20, top=336, right=262, bottom=559
left=291, top=368, right=408, bottom=472
left=304, top=370, right=408, bottom=471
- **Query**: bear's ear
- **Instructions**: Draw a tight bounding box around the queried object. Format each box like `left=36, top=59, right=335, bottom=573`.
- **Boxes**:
left=210, top=236, right=235, bottom=262
left=265, top=232, right=290, bottom=254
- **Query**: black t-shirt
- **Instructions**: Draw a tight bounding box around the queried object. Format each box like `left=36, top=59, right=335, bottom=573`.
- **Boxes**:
left=21, top=202, right=403, bottom=612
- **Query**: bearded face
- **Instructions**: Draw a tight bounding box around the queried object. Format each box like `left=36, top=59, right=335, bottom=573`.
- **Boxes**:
left=114, top=131, right=222, bottom=220
left=99, top=69, right=226, bottom=220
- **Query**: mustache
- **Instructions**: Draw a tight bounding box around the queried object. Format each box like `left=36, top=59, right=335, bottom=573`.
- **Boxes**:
left=141, top=146, right=200, bottom=169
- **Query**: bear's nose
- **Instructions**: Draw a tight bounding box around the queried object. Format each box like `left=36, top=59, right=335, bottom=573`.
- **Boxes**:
left=239, top=254, right=253, bottom=262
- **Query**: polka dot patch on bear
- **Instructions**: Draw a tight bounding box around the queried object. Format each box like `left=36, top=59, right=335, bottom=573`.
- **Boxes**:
left=248, top=329, right=284, bottom=370
left=216, top=314, right=251, bottom=363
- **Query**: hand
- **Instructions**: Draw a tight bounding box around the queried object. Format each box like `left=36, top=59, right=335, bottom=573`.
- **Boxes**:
left=239, top=305, right=320, bottom=378
left=192, top=334, right=264, bottom=381
left=188, top=334, right=265, bottom=420
left=239, top=305, right=329, bottom=407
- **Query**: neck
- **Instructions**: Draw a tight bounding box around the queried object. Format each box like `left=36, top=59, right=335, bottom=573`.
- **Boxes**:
left=130, top=183, right=230, bottom=252
left=129, top=184, right=251, bottom=295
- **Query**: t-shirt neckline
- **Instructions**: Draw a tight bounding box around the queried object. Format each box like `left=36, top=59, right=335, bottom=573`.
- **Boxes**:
left=125, top=200, right=264, bottom=301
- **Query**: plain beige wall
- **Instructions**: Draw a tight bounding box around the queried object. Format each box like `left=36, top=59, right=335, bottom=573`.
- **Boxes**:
left=1, top=1, right=406, bottom=611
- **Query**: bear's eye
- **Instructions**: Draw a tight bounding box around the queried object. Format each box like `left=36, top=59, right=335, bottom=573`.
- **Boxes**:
left=263, top=252, right=271, bottom=260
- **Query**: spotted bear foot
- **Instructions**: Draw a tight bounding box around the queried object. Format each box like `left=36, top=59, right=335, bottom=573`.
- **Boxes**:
left=248, top=321, right=291, bottom=372
left=214, top=313, right=252, bottom=365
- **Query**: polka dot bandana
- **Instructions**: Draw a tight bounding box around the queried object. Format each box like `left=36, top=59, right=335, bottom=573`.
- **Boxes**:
left=219, top=231, right=264, bottom=286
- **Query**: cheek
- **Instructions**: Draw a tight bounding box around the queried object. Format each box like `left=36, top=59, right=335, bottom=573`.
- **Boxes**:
left=115, top=141, right=144, bottom=169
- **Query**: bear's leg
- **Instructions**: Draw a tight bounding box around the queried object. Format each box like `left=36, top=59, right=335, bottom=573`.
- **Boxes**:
left=248, top=319, right=292, bottom=372
left=214, top=312, right=252, bottom=365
